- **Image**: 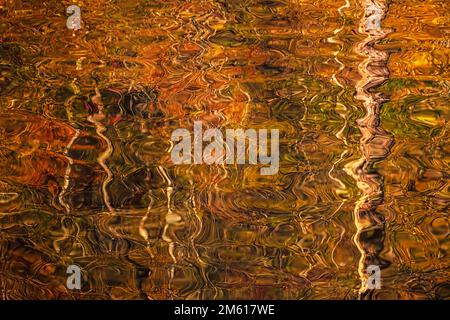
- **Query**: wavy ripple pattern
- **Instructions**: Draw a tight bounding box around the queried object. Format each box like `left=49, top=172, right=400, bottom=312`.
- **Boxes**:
left=0, top=0, right=448, bottom=300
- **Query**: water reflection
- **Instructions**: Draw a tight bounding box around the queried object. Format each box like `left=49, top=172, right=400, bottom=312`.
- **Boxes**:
left=0, top=0, right=448, bottom=300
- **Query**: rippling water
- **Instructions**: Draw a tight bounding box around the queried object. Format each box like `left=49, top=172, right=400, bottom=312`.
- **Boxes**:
left=0, top=0, right=448, bottom=300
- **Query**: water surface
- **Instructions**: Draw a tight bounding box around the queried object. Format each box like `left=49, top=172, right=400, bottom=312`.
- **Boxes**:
left=0, top=0, right=448, bottom=299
